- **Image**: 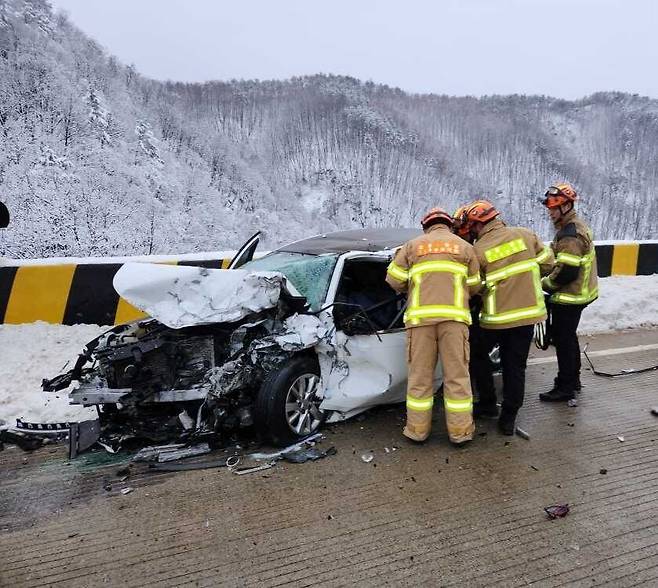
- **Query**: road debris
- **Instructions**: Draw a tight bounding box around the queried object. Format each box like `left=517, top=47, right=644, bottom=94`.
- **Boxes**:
left=281, top=445, right=336, bottom=464
left=651, top=407, right=658, bottom=417
left=361, top=451, right=374, bottom=463
left=120, top=487, right=134, bottom=495
left=600, top=468, right=608, bottom=474
left=544, top=504, right=570, bottom=519
left=148, top=455, right=239, bottom=472
left=231, top=461, right=276, bottom=475
left=248, top=433, right=322, bottom=461
left=567, top=399, right=578, bottom=407
left=515, top=427, right=530, bottom=440
left=530, top=465, right=539, bottom=471
left=617, top=435, right=625, bottom=442
left=132, top=443, right=210, bottom=463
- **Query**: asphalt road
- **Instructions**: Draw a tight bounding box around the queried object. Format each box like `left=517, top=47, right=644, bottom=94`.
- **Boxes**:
left=1, top=329, right=658, bottom=587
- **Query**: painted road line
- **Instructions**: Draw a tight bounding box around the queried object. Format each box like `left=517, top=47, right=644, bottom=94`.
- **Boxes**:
left=528, top=342, right=658, bottom=366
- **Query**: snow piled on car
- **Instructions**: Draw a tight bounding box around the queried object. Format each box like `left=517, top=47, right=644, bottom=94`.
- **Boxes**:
left=113, top=263, right=288, bottom=329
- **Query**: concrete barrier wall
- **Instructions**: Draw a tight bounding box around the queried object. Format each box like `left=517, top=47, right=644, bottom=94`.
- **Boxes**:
left=1, top=241, right=657, bottom=325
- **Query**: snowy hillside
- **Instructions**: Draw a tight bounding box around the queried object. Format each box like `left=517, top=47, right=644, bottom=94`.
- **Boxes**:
left=1, top=0, right=657, bottom=259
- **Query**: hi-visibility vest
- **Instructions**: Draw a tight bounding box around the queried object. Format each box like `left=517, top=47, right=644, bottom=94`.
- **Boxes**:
left=479, top=242, right=551, bottom=327
left=544, top=249, right=599, bottom=305
left=387, top=259, right=479, bottom=326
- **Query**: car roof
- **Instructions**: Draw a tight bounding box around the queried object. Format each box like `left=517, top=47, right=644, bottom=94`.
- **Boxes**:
left=275, top=228, right=423, bottom=255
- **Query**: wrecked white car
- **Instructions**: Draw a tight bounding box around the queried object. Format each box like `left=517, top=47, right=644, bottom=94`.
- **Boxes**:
left=44, top=229, right=447, bottom=450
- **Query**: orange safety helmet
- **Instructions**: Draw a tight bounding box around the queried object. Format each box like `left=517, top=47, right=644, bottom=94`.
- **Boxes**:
left=452, top=205, right=471, bottom=239
left=542, top=183, right=577, bottom=209
left=460, top=200, right=500, bottom=225
left=420, top=207, right=454, bottom=229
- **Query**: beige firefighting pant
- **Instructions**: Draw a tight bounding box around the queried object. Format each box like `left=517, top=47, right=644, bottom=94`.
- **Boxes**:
left=403, top=321, right=474, bottom=444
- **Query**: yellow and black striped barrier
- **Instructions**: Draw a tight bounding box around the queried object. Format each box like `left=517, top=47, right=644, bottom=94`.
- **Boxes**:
left=0, top=258, right=230, bottom=326
left=1, top=242, right=656, bottom=325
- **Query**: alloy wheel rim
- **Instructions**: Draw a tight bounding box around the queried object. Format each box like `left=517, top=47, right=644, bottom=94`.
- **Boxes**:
left=285, top=373, right=324, bottom=436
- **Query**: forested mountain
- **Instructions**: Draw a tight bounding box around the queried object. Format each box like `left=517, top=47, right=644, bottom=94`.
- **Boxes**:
left=1, top=0, right=657, bottom=258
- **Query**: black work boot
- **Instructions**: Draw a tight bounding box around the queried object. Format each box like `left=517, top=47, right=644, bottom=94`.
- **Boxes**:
left=473, top=402, right=499, bottom=419
left=539, top=388, right=575, bottom=402
left=498, top=411, right=516, bottom=436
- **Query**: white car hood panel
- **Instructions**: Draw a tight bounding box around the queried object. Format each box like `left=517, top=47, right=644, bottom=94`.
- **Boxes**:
left=113, top=263, right=294, bottom=329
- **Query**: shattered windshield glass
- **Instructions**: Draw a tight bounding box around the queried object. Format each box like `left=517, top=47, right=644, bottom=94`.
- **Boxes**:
left=242, top=252, right=338, bottom=310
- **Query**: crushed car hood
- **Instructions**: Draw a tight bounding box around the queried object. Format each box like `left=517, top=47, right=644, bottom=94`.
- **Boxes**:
left=114, top=263, right=304, bottom=329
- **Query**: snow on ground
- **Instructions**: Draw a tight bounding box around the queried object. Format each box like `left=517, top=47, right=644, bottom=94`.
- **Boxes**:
left=0, top=275, right=657, bottom=426
left=579, top=275, right=658, bottom=335
left=0, top=322, right=104, bottom=426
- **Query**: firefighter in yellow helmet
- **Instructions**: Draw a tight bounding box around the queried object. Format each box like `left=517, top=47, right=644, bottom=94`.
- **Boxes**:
left=539, top=183, right=598, bottom=402
left=457, top=201, right=555, bottom=434
left=386, top=207, right=481, bottom=446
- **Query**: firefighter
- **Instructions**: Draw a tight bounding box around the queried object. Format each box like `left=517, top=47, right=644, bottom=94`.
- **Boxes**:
left=386, top=207, right=481, bottom=446
left=539, top=183, right=598, bottom=402
left=457, top=201, right=554, bottom=435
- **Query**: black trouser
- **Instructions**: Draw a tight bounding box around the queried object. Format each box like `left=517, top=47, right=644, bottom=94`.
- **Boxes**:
left=471, top=325, right=534, bottom=417
left=550, top=303, right=585, bottom=393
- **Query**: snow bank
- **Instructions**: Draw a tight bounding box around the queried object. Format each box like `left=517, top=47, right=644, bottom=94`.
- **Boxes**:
left=579, top=275, right=658, bottom=334
left=0, top=322, right=103, bottom=426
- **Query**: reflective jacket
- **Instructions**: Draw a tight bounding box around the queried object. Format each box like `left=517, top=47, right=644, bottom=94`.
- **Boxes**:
left=542, top=210, right=598, bottom=306
left=386, top=224, right=481, bottom=327
left=473, top=219, right=554, bottom=330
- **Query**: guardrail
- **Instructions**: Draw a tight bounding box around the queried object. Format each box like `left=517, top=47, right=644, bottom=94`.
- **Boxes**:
left=1, top=241, right=656, bottom=325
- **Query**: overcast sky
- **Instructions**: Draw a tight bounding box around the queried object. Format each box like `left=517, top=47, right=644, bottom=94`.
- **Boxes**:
left=50, top=0, right=658, bottom=99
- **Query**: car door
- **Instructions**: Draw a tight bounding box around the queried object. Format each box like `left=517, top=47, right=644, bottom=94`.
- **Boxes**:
left=228, top=231, right=261, bottom=270
left=319, top=252, right=442, bottom=417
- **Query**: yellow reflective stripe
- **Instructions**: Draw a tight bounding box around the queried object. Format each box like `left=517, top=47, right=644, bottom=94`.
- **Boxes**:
left=387, top=261, right=409, bottom=282
left=407, top=396, right=434, bottom=411
left=405, top=305, right=471, bottom=323
left=466, top=274, right=481, bottom=286
left=536, top=247, right=552, bottom=263
left=542, top=276, right=557, bottom=291
left=485, top=259, right=537, bottom=285
left=409, top=260, right=468, bottom=278
left=480, top=305, right=546, bottom=324
left=484, top=238, right=527, bottom=263
left=444, top=397, right=473, bottom=413
left=556, top=252, right=583, bottom=267
left=552, top=288, right=599, bottom=304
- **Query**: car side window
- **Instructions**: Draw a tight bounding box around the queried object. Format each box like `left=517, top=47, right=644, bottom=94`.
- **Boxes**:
left=334, top=258, right=406, bottom=335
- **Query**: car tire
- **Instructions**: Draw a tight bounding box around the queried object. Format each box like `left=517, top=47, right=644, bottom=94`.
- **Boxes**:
left=254, top=355, right=326, bottom=446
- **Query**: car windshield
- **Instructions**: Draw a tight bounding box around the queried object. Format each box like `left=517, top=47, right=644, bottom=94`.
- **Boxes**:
left=241, top=252, right=338, bottom=310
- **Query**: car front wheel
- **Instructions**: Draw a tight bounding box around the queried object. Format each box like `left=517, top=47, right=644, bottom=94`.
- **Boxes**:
left=255, top=355, right=326, bottom=446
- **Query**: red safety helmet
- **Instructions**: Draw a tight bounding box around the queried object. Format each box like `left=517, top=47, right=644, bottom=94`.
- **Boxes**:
left=421, top=207, right=454, bottom=229
left=542, top=183, right=577, bottom=209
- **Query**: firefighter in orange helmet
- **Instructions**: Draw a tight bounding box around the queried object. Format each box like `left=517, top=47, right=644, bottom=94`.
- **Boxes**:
left=386, top=207, right=481, bottom=446
left=456, top=200, right=554, bottom=434
left=539, top=183, right=598, bottom=402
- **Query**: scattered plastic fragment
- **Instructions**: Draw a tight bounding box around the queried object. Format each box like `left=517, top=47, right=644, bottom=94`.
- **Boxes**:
left=567, top=423, right=575, bottom=427
left=232, top=461, right=276, bottom=475
left=384, top=447, right=391, bottom=454
left=599, top=468, right=608, bottom=475
left=651, top=407, right=658, bottom=417
left=530, top=465, right=539, bottom=471
left=567, top=399, right=578, bottom=407
left=281, top=446, right=336, bottom=464
left=544, top=504, right=570, bottom=519
left=248, top=433, right=322, bottom=460
left=617, top=436, right=625, bottom=442
left=120, top=487, right=134, bottom=495
left=361, top=451, right=374, bottom=463
left=515, top=427, right=530, bottom=440
left=157, top=444, right=211, bottom=462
